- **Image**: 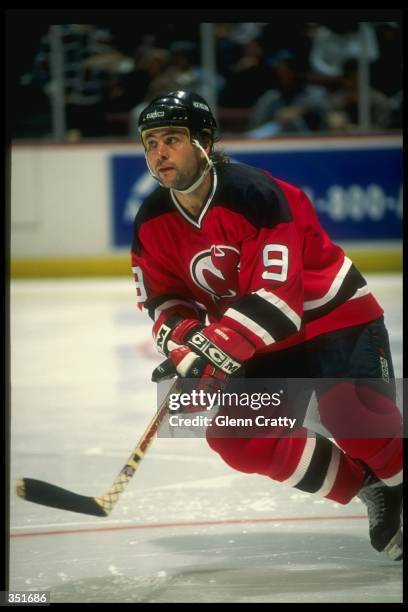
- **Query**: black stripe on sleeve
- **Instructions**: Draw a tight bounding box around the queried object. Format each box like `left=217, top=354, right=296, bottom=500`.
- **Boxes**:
left=146, top=294, right=202, bottom=322
left=229, top=293, right=299, bottom=342
left=303, top=264, right=367, bottom=323
left=146, top=294, right=186, bottom=321
left=294, top=434, right=333, bottom=494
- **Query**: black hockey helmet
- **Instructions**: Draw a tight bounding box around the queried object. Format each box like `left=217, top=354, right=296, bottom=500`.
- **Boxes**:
left=138, top=90, right=217, bottom=141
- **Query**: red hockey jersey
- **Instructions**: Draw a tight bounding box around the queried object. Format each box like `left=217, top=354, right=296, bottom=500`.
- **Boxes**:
left=131, top=162, right=383, bottom=354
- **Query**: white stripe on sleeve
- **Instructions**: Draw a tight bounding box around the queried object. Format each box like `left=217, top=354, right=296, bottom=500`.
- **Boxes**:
left=255, top=288, right=302, bottom=330
left=282, top=435, right=317, bottom=487
left=315, top=441, right=341, bottom=498
left=303, top=256, right=353, bottom=311
left=223, top=309, right=275, bottom=346
left=348, top=285, right=370, bottom=301
left=154, top=299, right=197, bottom=322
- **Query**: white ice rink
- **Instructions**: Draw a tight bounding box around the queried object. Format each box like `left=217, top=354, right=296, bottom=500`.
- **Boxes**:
left=9, top=275, right=403, bottom=603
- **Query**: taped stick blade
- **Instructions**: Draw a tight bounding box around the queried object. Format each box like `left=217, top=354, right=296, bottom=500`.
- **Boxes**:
left=16, top=478, right=108, bottom=517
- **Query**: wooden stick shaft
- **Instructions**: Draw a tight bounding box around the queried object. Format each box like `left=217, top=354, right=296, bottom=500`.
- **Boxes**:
left=94, top=379, right=180, bottom=512
left=17, top=378, right=180, bottom=516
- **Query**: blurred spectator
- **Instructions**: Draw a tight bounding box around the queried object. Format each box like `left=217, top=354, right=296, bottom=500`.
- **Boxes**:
left=13, top=20, right=401, bottom=140
left=246, top=51, right=329, bottom=137
left=219, top=38, right=274, bottom=108
left=164, top=41, right=203, bottom=92
left=370, top=23, right=402, bottom=129
left=326, top=59, right=392, bottom=131
left=24, top=24, right=125, bottom=139
left=309, top=22, right=379, bottom=78
left=371, top=23, right=402, bottom=96
left=224, top=22, right=267, bottom=45
left=129, top=41, right=223, bottom=137
left=103, top=48, right=171, bottom=115
left=215, top=22, right=267, bottom=76
left=259, top=22, right=313, bottom=74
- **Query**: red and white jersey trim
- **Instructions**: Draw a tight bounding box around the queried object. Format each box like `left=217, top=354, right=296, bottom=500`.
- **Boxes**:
left=152, top=298, right=198, bottom=322
left=303, top=256, right=353, bottom=311
left=255, top=288, right=302, bottom=330
left=317, top=442, right=341, bottom=498
left=348, top=285, right=371, bottom=301
left=223, top=308, right=275, bottom=346
left=282, top=435, right=317, bottom=487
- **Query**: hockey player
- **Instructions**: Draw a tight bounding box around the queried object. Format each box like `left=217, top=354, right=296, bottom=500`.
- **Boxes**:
left=131, top=90, right=403, bottom=560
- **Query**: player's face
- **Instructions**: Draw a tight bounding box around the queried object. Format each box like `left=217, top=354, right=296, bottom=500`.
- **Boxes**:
left=143, top=128, right=205, bottom=190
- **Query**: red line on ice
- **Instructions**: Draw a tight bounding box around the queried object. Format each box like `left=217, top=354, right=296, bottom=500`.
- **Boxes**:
left=11, top=514, right=366, bottom=538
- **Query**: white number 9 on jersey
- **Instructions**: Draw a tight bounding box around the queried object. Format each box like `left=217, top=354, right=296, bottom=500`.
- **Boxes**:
left=262, top=244, right=289, bottom=281
left=132, top=266, right=147, bottom=302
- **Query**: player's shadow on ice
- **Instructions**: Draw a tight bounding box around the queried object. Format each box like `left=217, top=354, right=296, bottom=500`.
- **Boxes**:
left=49, top=531, right=402, bottom=603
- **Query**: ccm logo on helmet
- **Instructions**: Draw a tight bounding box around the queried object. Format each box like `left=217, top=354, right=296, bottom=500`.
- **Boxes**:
left=145, top=111, right=165, bottom=119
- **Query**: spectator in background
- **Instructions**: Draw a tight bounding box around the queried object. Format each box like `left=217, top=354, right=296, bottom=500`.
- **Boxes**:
left=246, top=50, right=329, bottom=137
left=309, top=22, right=379, bottom=78
left=370, top=23, right=402, bottom=129
left=103, top=47, right=172, bottom=115
left=214, top=24, right=244, bottom=79
left=219, top=38, right=274, bottom=108
left=325, top=58, right=392, bottom=132
left=259, top=21, right=313, bottom=74
left=129, top=41, right=221, bottom=137
left=166, top=41, right=203, bottom=92
left=26, top=24, right=123, bottom=139
left=371, top=23, right=402, bottom=97
left=215, top=22, right=267, bottom=77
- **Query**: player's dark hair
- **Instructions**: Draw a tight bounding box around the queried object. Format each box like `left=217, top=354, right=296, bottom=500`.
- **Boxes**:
left=192, top=130, right=230, bottom=164
left=210, top=148, right=230, bottom=165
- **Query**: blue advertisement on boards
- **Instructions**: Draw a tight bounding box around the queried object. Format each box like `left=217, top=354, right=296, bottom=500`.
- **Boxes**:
left=110, top=141, right=402, bottom=247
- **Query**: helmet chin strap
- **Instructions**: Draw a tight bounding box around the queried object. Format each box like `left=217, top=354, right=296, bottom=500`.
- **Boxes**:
left=144, top=138, right=213, bottom=194
left=172, top=139, right=214, bottom=195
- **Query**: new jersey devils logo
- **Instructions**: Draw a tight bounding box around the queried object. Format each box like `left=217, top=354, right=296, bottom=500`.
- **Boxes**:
left=190, top=245, right=240, bottom=301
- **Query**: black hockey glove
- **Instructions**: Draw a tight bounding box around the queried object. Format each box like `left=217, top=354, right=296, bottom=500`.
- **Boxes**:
left=151, top=358, right=177, bottom=383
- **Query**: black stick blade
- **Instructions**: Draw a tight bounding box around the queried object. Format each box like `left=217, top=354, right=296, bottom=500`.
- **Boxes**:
left=16, top=478, right=107, bottom=517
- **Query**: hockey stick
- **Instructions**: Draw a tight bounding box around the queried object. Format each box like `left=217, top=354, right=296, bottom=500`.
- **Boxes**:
left=16, top=378, right=180, bottom=517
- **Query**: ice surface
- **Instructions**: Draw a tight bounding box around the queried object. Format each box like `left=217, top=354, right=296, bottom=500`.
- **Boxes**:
left=9, top=275, right=403, bottom=603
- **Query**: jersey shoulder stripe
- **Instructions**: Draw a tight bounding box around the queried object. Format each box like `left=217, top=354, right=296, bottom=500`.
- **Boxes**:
left=213, top=162, right=292, bottom=229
